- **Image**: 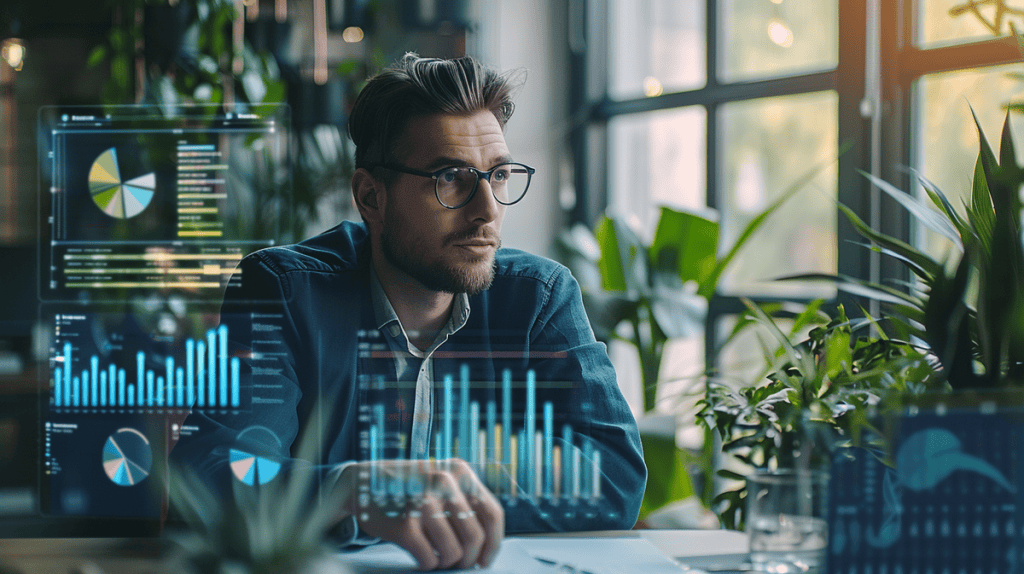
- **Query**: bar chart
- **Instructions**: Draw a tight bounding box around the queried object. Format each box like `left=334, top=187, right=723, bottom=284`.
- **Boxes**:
left=50, top=315, right=241, bottom=411
left=360, top=366, right=603, bottom=507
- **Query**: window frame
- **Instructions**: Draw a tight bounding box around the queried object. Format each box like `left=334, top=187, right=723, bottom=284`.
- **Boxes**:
left=569, top=0, right=1024, bottom=369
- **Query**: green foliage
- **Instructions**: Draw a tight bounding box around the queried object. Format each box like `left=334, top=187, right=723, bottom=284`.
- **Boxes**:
left=786, top=112, right=1024, bottom=388
left=165, top=407, right=352, bottom=574
left=638, top=433, right=695, bottom=518
left=697, top=301, right=942, bottom=529
left=701, top=112, right=1024, bottom=529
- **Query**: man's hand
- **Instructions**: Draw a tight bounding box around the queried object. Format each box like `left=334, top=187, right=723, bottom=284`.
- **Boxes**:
left=336, top=458, right=504, bottom=570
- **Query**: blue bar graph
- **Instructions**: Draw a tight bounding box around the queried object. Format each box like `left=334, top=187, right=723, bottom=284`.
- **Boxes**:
left=361, top=366, right=602, bottom=506
left=525, top=370, right=536, bottom=497
left=207, top=329, right=216, bottom=406
left=370, top=425, right=379, bottom=496
left=197, top=341, right=206, bottom=407
left=51, top=323, right=243, bottom=412
left=219, top=325, right=228, bottom=407
left=459, top=364, right=470, bottom=459
left=186, top=339, right=195, bottom=407
left=562, top=423, right=573, bottom=498
left=486, top=400, right=496, bottom=466
left=90, top=356, right=99, bottom=406
left=55, top=368, right=62, bottom=407
left=543, top=401, right=554, bottom=498
left=136, top=352, right=144, bottom=405
left=165, top=357, right=174, bottom=406
left=443, top=374, right=453, bottom=460
left=502, top=370, right=511, bottom=470
left=108, top=364, right=116, bottom=406
left=231, top=357, right=240, bottom=407
left=63, top=343, right=71, bottom=405
left=470, top=401, right=480, bottom=466
left=176, top=368, right=185, bottom=406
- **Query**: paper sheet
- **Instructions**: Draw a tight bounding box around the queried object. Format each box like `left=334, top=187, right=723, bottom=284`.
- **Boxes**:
left=516, top=537, right=684, bottom=574
left=342, top=536, right=694, bottom=574
left=342, top=538, right=561, bottom=573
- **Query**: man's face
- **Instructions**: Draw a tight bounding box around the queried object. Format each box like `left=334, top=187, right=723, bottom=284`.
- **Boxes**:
left=378, top=110, right=510, bottom=295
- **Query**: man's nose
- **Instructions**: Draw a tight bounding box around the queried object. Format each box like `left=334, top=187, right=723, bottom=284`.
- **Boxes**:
left=465, top=176, right=502, bottom=223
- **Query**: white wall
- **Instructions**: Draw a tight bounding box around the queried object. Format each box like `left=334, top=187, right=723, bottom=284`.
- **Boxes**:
left=470, top=0, right=570, bottom=259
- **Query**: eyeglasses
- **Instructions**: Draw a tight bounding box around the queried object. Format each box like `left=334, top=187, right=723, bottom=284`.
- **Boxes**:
left=367, top=162, right=535, bottom=209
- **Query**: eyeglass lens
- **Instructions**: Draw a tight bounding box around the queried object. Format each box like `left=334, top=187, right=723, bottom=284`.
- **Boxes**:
left=436, top=163, right=530, bottom=208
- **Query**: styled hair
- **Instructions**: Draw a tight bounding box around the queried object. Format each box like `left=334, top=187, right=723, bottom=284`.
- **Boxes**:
left=348, top=53, right=523, bottom=172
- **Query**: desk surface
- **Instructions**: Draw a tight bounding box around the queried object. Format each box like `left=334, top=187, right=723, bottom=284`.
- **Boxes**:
left=0, top=531, right=749, bottom=574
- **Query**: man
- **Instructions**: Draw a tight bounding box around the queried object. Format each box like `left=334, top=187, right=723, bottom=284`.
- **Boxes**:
left=173, top=54, right=645, bottom=570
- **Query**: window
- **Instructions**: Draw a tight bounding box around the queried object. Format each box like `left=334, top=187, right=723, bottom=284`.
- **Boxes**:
left=570, top=0, right=1022, bottom=443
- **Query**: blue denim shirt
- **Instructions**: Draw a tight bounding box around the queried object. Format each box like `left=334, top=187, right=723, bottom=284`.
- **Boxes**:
left=172, top=220, right=646, bottom=532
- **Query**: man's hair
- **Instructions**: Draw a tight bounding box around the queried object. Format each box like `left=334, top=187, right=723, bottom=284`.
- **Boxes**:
left=348, top=53, right=523, bottom=174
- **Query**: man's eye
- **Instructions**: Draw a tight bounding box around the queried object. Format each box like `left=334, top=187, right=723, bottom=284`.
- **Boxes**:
left=440, top=170, right=458, bottom=183
left=493, top=168, right=510, bottom=182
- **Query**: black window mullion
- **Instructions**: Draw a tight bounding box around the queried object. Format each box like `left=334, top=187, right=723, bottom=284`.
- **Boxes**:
left=836, top=0, right=871, bottom=297
left=593, top=71, right=837, bottom=119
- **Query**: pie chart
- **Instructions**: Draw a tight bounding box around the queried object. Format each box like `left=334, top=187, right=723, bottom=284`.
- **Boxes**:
left=88, top=148, right=156, bottom=219
left=230, top=426, right=283, bottom=485
left=102, top=428, right=152, bottom=487
left=230, top=448, right=282, bottom=485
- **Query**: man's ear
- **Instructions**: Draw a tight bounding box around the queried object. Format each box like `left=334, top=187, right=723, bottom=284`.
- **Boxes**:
left=352, top=168, right=384, bottom=224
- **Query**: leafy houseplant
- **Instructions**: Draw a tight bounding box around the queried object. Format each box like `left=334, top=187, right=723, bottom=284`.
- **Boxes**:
left=164, top=414, right=353, bottom=574
left=808, top=111, right=1024, bottom=390
left=698, top=300, right=940, bottom=529
left=700, top=112, right=1024, bottom=529
left=558, top=160, right=837, bottom=517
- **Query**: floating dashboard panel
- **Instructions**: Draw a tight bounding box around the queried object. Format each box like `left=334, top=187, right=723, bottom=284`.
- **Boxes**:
left=38, top=104, right=292, bottom=303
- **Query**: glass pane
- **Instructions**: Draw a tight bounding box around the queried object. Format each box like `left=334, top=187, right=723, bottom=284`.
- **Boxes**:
left=607, top=107, right=707, bottom=238
left=919, top=0, right=1024, bottom=47
left=608, top=0, right=705, bottom=99
left=718, top=91, right=838, bottom=297
left=915, top=64, right=1024, bottom=261
left=719, top=0, right=838, bottom=82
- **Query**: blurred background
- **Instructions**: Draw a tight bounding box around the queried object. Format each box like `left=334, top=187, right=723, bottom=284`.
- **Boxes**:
left=0, top=0, right=1022, bottom=530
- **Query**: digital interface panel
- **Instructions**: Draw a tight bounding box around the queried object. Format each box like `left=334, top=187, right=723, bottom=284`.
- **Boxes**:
left=38, top=105, right=291, bottom=302
left=354, top=330, right=614, bottom=523
left=39, top=302, right=289, bottom=518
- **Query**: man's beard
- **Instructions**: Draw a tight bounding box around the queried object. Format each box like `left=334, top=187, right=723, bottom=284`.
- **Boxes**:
left=380, top=211, right=499, bottom=296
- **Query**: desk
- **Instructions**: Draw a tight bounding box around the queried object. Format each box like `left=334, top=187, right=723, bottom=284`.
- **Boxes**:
left=0, top=531, right=748, bottom=574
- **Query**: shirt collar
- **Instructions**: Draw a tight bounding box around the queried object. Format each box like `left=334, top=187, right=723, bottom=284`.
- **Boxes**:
left=369, top=265, right=471, bottom=355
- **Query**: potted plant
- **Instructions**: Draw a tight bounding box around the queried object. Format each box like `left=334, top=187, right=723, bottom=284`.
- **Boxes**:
left=558, top=160, right=836, bottom=520
left=163, top=419, right=353, bottom=574
left=700, top=112, right=1024, bottom=545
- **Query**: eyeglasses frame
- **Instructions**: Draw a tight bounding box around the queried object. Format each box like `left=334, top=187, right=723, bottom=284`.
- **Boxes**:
left=365, top=161, right=536, bottom=210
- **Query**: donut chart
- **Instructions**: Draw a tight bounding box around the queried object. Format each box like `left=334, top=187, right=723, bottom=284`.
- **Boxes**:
left=102, top=428, right=152, bottom=487
left=88, top=148, right=156, bottom=219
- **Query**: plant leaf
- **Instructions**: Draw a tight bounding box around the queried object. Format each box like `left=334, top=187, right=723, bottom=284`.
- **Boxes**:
left=776, top=273, right=922, bottom=306
left=860, top=170, right=963, bottom=250
left=838, top=203, right=943, bottom=280
left=650, top=206, right=719, bottom=286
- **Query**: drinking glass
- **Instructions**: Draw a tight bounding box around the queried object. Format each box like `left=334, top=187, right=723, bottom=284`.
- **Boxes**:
left=746, top=469, right=829, bottom=573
